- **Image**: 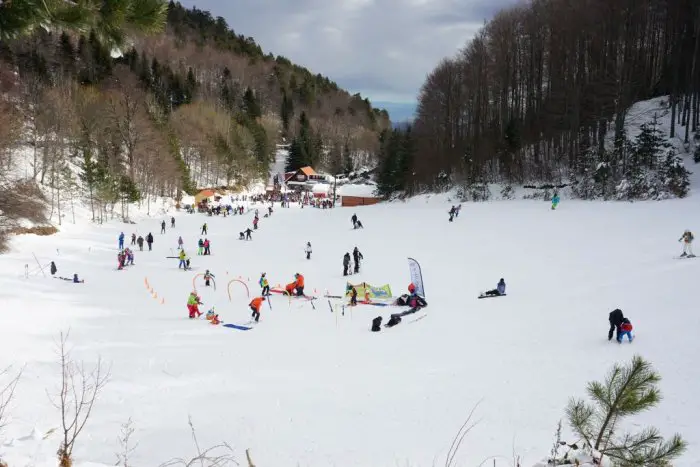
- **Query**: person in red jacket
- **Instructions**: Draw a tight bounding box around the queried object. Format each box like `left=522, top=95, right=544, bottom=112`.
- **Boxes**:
left=250, top=296, right=265, bottom=322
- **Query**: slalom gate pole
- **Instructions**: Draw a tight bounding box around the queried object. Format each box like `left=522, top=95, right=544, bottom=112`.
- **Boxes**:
left=32, top=253, right=46, bottom=277
left=328, top=299, right=333, bottom=313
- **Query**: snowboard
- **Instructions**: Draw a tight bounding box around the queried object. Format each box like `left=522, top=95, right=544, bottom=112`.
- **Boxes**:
left=223, top=322, right=254, bottom=331
left=676, top=255, right=696, bottom=259
left=478, top=293, right=507, bottom=299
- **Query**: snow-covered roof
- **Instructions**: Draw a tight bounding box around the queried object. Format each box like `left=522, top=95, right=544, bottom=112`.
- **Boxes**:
left=338, top=184, right=378, bottom=197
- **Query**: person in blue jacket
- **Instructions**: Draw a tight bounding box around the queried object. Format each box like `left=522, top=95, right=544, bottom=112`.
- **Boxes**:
left=483, top=278, right=506, bottom=297
left=118, top=232, right=125, bottom=250
left=551, top=193, right=560, bottom=210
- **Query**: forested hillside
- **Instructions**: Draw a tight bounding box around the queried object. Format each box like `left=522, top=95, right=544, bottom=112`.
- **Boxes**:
left=377, top=0, right=700, bottom=201
left=0, top=0, right=389, bottom=249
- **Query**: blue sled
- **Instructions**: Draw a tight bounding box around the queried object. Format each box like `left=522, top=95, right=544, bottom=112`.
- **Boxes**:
left=223, top=323, right=252, bottom=331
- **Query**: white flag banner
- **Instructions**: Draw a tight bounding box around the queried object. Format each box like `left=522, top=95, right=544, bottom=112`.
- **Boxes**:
left=407, top=257, right=425, bottom=297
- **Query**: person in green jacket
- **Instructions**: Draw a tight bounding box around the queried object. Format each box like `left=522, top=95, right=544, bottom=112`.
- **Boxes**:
left=551, top=192, right=560, bottom=210
left=259, top=273, right=270, bottom=296
left=187, top=292, right=202, bottom=319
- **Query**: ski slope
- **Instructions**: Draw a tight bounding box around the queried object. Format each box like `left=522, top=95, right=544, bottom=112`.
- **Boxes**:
left=1, top=194, right=699, bottom=466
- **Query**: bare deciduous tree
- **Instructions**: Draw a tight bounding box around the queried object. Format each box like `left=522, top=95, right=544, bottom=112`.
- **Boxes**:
left=158, top=417, right=237, bottom=467
left=50, top=332, right=110, bottom=467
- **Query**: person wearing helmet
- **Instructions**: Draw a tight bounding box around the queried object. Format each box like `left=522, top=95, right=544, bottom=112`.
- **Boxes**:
left=405, top=283, right=427, bottom=313
left=259, top=273, right=270, bottom=296
left=679, top=229, right=695, bottom=257
left=187, top=291, right=202, bottom=319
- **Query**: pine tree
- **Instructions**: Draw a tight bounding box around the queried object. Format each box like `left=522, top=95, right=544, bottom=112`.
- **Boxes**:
left=566, top=355, right=686, bottom=466
left=281, top=90, right=294, bottom=134
left=342, top=140, right=354, bottom=175
left=242, top=87, right=261, bottom=120
left=659, top=149, right=691, bottom=198
left=285, top=137, right=305, bottom=172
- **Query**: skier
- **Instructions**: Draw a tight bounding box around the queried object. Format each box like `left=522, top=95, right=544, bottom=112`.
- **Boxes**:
left=146, top=232, right=154, bottom=251
left=50, top=261, right=57, bottom=276
left=117, top=251, right=125, bottom=270
left=171, top=216, right=175, bottom=228
left=349, top=286, right=358, bottom=306
left=353, top=247, right=363, bottom=274
left=259, top=273, right=270, bottom=296
left=253, top=216, right=259, bottom=230
left=177, top=236, right=184, bottom=250
left=118, top=232, right=125, bottom=250
left=678, top=229, right=695, bottom=257
left=125, top=248, right=134, bottom=265
left=305, top=242, right=312, bottom=260
left=203, top=238, right=211, bottom=255
left=178, top=249, right=187, bottom=270
left=449, top=206, right=456, bottom=222
left=197, top=238, right=204, bottom=255
left=482, top=278, right=506, bottom=297
left=137, top=235, right=144, bottom=251
left=551, top=192, right=560, bottom=210
left=245, top=228, right=253, bottom=240
left=343, top=252, right=351, bottom=276
left=618, top=318, right=634, bottom=343
left=406, top=283, right=428, bottom=314
left=268, top=206, right=273, bottom=216
left=204, top=269, right=215, bottom=287
left=249, top=296, right=265, bottom=322
left=608, top=308, right=625, bottom=342
left=161, top=220, right=166, bottom=234
left=201, top=223, right=208, bottom=235
left=131, top=233, right=136, bottom=245
left=72, top=273, right=84, bottom=283
left=187, top=292, right=202, bottom=319
left=351, top=213, right=358, bottom=229
left=455, top=204, right=462, bottom=217
left=294, top=273, right=305, bottom=296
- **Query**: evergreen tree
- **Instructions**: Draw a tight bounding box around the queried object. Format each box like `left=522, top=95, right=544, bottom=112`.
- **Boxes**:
left=566, top=355, right=686, bottom=466
left=242, top=87, right=261, bottom=120
left=285, top=137, right=305, bottom=172
left=659, top=149, right=691, bottom=198
left=342, top=140, right=354, bottom=175
left=281, top=90, right=294, bottom=134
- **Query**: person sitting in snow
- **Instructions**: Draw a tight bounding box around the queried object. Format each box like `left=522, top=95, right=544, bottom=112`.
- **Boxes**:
left=206, top=308, right=216, bottom=321
left=679, top=229, right=695, bottom=257
left=204, top=269, right=215, bottom=287
left=187, top=292, right=202, bottom=319
left=210, top=313, right=221, bottom=325
left=618, top=318, right=634, bottom=343
left=405, top=283, right=428, bottom=314
left=72, top=273, right=84, bottom=283
left=483, top=278, right=506, bottom=297
left=294, top=273, right=305, bottom=296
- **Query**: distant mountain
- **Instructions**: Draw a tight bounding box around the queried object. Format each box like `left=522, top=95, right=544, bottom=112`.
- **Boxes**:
left=373, top=101, right=416, bottom=124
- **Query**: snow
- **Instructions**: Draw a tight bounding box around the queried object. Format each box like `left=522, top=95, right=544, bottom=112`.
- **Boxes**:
left=2, top=190, right=700, bottom=467
left=337, top=183, right=378, bottom=197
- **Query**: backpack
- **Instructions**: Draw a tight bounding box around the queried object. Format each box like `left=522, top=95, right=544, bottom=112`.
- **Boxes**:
left=621, top=321, right=633, bottom=332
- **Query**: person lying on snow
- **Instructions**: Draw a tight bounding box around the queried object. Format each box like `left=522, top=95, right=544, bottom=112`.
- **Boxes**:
left=405, top=283, right=427, bottom=314
left=483, top=278, right=506, bottom=297
left=57, top=274, right=84, bottom=283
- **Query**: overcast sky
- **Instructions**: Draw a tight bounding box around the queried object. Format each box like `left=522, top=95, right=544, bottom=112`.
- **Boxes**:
left=177, top=0, right=517, bottom=120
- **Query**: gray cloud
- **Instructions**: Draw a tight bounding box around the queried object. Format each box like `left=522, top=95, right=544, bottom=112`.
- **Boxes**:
left=177, top=0, right=519, bottom=109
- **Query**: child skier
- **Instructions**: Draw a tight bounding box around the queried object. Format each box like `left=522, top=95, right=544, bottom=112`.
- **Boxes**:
left=349, top=287, right=358, bottom=306
left=198, top=238, right=204, bottom=255
left=204, top=269, right=215, bottom=287
left=125, top=248, right=134, bottom=265
left=201, top=223, right=208, bottom=235
left=178, top=249, right=187, bottom=270
left=259, top=273, right=270, bottom=296
left=117, top=251, right=125, bottom=270
left=253, top=216, right=259, bottom=230
left=618, top=318, right=634, bottom=343
left=449, top=206, right=456, bottom=222
left=131, top=233, right=136, bottom=245
left=178, top=236, right=184, bottom=250
left=203, top=238, right=211, bottom=255
left=249, top=296, right=265, bottom=322
left=551, top=192, right=560, bottom=210
left=161, top=220, right=166, bottom=234
left=187, top=292, right=202, bottom=319
left=678, top=229, right=695, bottom=257
left=305, top=242, right=312, bottom=260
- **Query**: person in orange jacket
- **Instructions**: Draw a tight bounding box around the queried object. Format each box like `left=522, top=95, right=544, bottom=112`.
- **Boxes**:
left=294, top=273, right=304, bottom=296
left=250, top=296, right=265, bottom=322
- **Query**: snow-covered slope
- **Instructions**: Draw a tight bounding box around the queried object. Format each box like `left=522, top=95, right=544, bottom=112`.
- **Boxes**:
left=1, top=191, right=699, bottom=466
